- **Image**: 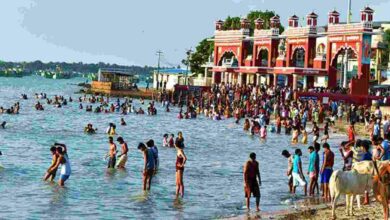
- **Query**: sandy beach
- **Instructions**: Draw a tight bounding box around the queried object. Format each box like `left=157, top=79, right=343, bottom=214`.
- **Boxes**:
left=228, top=200, right=384, bottom=220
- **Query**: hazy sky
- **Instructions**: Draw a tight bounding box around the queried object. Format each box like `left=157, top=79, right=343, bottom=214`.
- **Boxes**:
left=0, top=0, right=389, bottom=67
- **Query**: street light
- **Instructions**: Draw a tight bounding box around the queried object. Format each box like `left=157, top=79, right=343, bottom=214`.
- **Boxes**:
left=185, top=48, right=193, bottom=86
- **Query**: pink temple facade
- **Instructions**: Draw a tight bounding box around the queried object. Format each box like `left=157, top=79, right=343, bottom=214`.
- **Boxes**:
left=210, top=7, right=375, bottom=96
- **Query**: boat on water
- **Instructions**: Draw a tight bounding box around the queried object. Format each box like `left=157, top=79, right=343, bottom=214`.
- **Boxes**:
left=0, top=68, right=31, bottom=77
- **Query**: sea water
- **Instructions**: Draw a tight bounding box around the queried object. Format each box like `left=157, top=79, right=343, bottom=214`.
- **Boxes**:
left=0, top=76, right=345, bottom=219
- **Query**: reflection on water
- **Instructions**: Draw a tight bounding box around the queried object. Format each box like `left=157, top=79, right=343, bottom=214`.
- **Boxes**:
left=0, top=76, right=346, bottom=219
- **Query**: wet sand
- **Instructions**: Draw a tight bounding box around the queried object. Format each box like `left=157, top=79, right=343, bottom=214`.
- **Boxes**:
left=228, top=200, right=384, bottom=220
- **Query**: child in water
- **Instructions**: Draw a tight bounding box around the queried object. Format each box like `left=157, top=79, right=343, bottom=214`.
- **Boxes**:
left=301, top=129, right=308, bottom=144
left=168, top=134, right=175, bottom=147
left=291, top=126, right=299, bottom=144
left=243, top=119, right=250, bottom=131
left=163, top=134, right=169, bottom=147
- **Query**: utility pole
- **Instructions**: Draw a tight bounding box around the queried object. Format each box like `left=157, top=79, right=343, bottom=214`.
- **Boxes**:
left=156, top=50, right=163, bottom=90
left=343, top=0, right=352, bottom=88
left=347, top=0, right=352, bottom=24
left=185, top=48, right=193, bottom=86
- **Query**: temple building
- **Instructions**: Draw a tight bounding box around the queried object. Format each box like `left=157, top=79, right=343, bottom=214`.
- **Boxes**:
left=205, top=7, right=389, bottom=96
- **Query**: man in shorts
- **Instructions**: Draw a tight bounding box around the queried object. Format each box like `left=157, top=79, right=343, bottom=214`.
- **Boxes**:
left=243, top=152, right=261, bottom=211
left=107, top=137, right=117, bottom=169
left=320, top=143, right=334, bottom=202
left=307, top=146, right=317, bottom=196
left=292, top=149, right=307, bottom=196
left=281, top=150, right=293, bottom=193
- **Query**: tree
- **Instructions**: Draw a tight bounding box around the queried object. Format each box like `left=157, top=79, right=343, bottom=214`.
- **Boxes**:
left=382, top=29, right=390, bottom=69
left=187, top=38, right=214, bottom=74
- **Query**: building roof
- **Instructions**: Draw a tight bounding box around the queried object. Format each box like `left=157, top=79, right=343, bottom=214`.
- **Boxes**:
left=289, top=15, right=299, bottom=20
left=156, top=68, right=190, bottom=75
left=307, top=12, right=318, bottom=18
left=99, top=68, right=137, bottom=76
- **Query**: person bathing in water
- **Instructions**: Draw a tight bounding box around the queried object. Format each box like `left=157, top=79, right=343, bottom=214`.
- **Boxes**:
left=43, top=146, right=58, bottom=181
left=107, top=137, right=117, bottom=169
left=120, top=118, right=127, bottom=126
left=146, top=139, right=159, bottom=173
left=138, top=143, right=155, bottom=191
left=243, top=152, right=261, bottom=211
left=281, top=150, right=293, bottom=193
left=1, top=121, right=6, bottom=129
left=175, top=137, right=187, bottom=198
left=116, top=137, right=128, bottom=169
left=84, top=123, right=96, bottom=134
left=168, top=134, right=175, bottom=148
left=163, top=134, right=169, bottom=147
left=106, top=123, right=116, bottom=136
left=48, top=143, right=71, bottom=186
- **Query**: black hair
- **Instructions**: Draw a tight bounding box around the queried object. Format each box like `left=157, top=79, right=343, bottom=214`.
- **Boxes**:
left=308, top=146, right=314, bottom=151
left=323, top=142, right=330, bottom=149
left=137, top=143, right=146, bottom=150
left=249, top=152, right=256, bottom=160
left=295, top=148, right=302, bottom=155
left=109, top=137, right=113, bottom=142
left=56, top=147, right=63, bottom=154
left=146, top=139, right=155, bottom=147
left=50, top=146, right=56, bottom=152
left=281, top=150, right=290, bottom=157
left=117, top=137, right=124, bottom=142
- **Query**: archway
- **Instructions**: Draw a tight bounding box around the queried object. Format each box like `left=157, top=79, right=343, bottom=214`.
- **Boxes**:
left=218, top=51, right=238, bottom=67
left=256, top=49, right=269, bottom=67
left=330, top=47, right=358, bottom=88
left=291, top=47, right=305, bottom=68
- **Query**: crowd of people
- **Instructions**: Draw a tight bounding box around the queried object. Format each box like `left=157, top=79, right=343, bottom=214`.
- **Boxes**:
left=2, top=81, right=390, bottom=213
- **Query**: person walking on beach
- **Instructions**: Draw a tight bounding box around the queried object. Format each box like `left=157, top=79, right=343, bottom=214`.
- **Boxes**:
left=175, top=140, right=187, bottom=198
left=107, top=137, right=117, bottom=169
left=116, top=137, right=128, bottom=169
left=281, top=150, right=293, bottom=193
left=307, top=146, right=317, bottom=196
left=292, top=149, right=307, bottom=196
left=243, top=152, right=261, bottom=211
left=138, top=143, right=155, bottom=191
left=43, top=146, right=58, bottom=181
left=320, top=143, right=334, bottom=202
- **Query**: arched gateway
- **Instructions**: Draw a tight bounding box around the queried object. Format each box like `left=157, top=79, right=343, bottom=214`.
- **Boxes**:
left=209, top=7, right=376, bottom=97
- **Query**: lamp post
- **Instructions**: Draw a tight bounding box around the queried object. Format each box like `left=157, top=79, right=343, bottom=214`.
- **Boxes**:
left=185, top=48, right=193, bottom=86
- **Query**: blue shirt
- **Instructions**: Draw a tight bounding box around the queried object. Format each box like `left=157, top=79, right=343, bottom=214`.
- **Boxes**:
left=362, top=152, right=372, bottom=161
left=146, top=149, right=155, bottom=170
left=308, top=151, right=316, bottom=172
left=292, top=154, right=301, bottom=173
left=373, top=124, right=380, bottom=136
left=382, top=140, right=390, bottom=161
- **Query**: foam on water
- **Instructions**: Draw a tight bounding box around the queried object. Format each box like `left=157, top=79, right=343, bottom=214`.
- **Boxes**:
left=0, top=76, right=346, bottom=219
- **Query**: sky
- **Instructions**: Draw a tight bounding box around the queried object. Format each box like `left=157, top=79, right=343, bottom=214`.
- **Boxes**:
left=0, top=0, right=389, bottom=67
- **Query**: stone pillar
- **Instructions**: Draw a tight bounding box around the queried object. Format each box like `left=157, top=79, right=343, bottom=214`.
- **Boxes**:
left=266, top=74, right=271, bottom=86
left=238, top=73, right=243, bottom=86
left=229, top=73, right=233, bottom=84
left=303, top=75, right=307, bottom=90
left=204, top=68, right=208, bottom=86
left=292, top=74, right=298, bottom=90
left=256, top=74, right=261, bottom=86
left=273, top=73, right=278, bottom=88
left=220, top=72, right=225, bottom=83
left=212, top=72, right=216, bottom=84
left=224, top=72, right=229, bottom=84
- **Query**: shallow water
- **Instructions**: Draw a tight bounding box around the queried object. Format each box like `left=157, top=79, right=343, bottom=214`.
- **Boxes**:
left=0, top=76, right=346, bottom=219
